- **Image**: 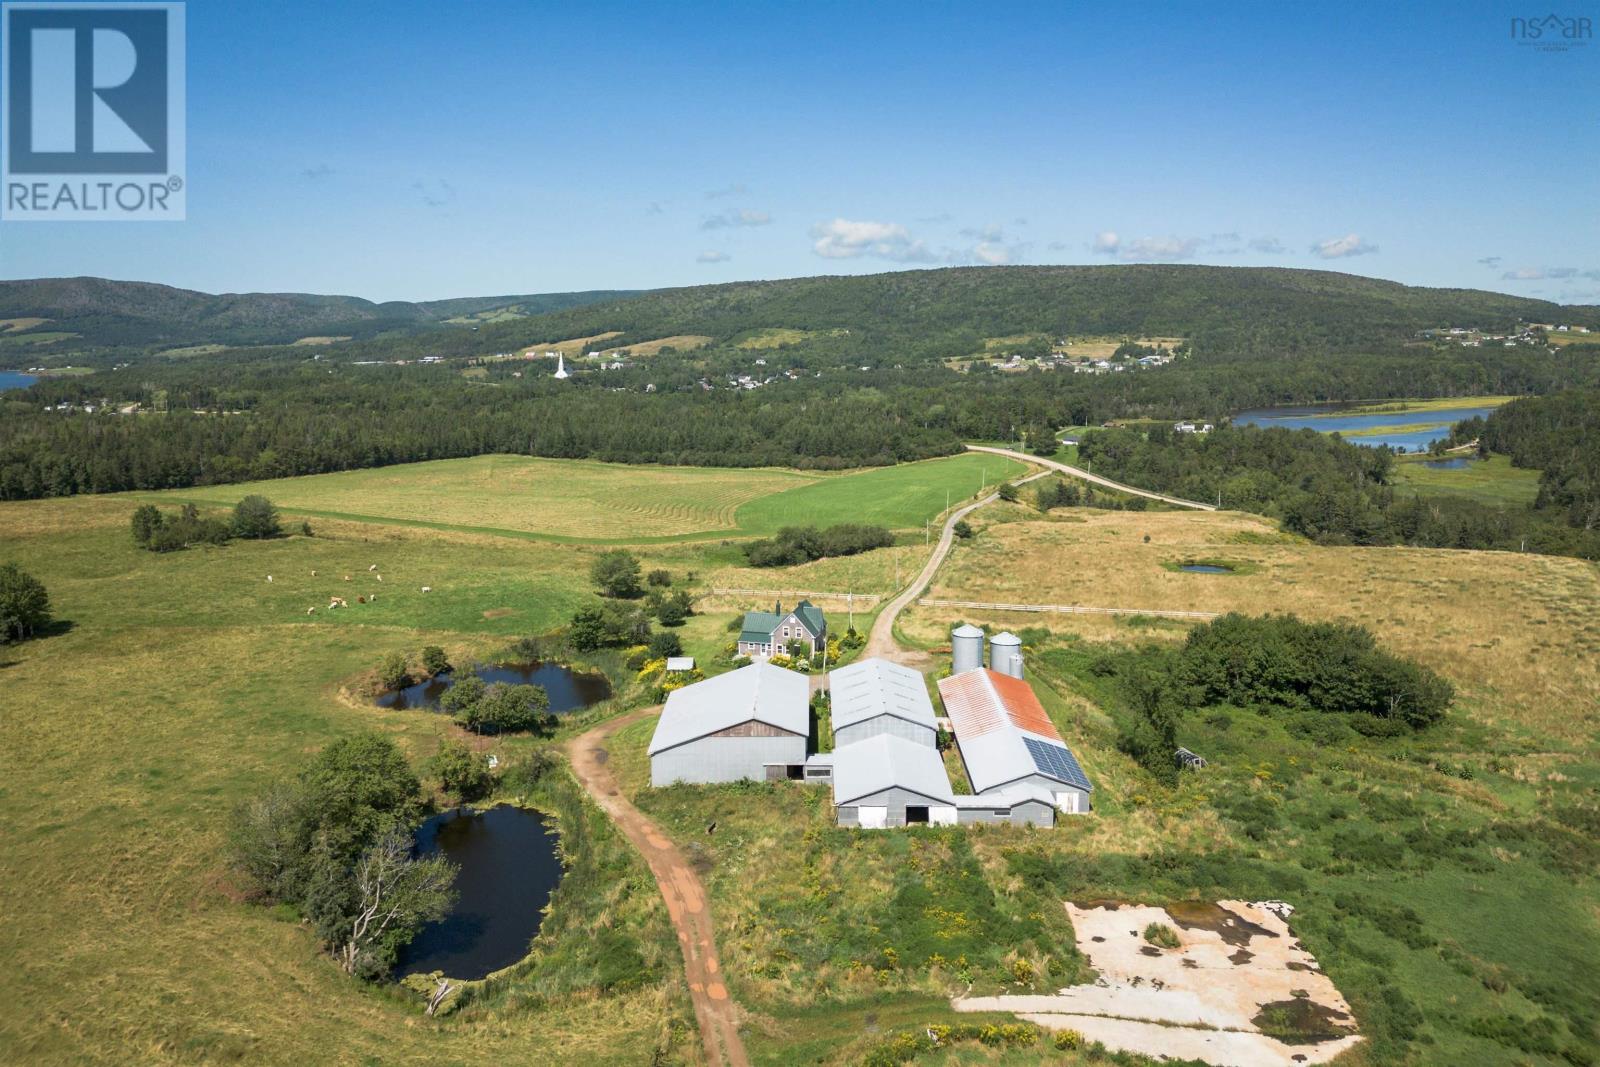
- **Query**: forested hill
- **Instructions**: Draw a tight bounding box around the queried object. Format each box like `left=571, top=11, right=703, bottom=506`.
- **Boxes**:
left=305, top=264, right=1600, bottom=366
left=0, top=277, right=639, bottom=349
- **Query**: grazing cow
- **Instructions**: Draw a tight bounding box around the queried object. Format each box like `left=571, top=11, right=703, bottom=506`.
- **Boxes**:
left=266, top=575, right=273, bottom=583
left=374, top=574, right=382, bottom=582
left=369, top=564, right=378, bottom=571
left=307, top=607, right=315, bottom=615
left=357, top=595, right=366, bottom=604
left=421, top=586, right=432, bottom=593
left=311, top=570, right=317, bottom=577
left=369, top=593, right=378, bottom=601
left=344, top=575, right=352, bottom=582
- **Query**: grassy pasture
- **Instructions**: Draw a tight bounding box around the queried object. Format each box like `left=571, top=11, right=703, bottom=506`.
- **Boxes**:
left=1391, top=454, right=1542, bottom=506
left=912, top=509, right=1600, bottom=741
left=156, top=452, right=1026, bottom=544
left=515, top=332, right=623, bottom=356
left=611, top=334, right=714, bottom=356
left=0, top=496, right=705, bottom=1065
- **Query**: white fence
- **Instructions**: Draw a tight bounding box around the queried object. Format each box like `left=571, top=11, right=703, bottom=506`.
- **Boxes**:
left=917, top=597, right=1219, bottom=620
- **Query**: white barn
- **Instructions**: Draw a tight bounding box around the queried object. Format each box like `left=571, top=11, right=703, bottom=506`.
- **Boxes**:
left=832, top=733, right=955, bottom=827
left=648, top=662, right=809, bottom=786
left=829, top=658, right=938, bottom=749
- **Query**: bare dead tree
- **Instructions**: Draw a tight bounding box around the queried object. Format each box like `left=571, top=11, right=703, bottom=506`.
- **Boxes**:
left=337, top=831, right=456, bottom=976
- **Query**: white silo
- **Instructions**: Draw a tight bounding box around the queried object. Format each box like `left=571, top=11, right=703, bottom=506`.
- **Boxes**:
left=990, top=631, right=1023, bottom=679
left=951, top=624, right=986, bottom=674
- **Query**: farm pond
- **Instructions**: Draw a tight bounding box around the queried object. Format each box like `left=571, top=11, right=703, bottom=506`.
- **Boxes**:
left=377, top=661, right=611, bottom=712
left=398, top=805, right=564, bottom=980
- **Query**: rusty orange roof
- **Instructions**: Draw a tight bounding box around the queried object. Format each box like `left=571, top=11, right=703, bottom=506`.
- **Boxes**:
left=937, top=668, right=1061, bottom=742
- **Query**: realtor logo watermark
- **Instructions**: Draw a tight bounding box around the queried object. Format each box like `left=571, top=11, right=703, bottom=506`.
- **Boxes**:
left=2, top=2, right=185, bottom=220
left=1510, top=13, right=1592, bottom=51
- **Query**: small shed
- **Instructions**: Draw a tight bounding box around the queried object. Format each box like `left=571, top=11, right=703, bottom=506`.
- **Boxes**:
left=648, top=662, right=808, bottom=786
left=665, top=656, right=696, bottom=673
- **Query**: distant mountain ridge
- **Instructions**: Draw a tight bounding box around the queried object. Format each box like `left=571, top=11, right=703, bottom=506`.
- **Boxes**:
left=1, top=266, right=1595, bottom=361
left=0, top=277, right=641, bottom=350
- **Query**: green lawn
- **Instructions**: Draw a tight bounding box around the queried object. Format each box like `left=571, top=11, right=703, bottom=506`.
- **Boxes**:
left=1392, top=453, right=1543, bottom=506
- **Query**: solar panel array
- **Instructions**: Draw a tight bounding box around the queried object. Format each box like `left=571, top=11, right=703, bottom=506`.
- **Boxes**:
left=1022, top=735, right=1092, bottom=791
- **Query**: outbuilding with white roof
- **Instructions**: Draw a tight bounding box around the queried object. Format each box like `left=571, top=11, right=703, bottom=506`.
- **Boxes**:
left=648, top=662, right=809, bottom=786
left=829, top=657, right=939, bottom=749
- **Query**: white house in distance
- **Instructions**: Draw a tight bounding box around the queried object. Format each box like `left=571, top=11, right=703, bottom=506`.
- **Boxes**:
left=648, top=662, right=809, bottom=785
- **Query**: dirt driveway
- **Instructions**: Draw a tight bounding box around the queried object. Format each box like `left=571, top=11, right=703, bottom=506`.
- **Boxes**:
left=564, top=709, right=749, bottom=1067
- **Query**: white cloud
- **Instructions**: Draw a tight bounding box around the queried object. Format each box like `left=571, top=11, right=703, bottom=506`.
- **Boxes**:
left=1311, top=233, right=1378, bottom=259
left=695, top=250, right=731, bottom=263
left=810, top=218, right=936, bottom=262
left=1091, top=231, right=1200, bottom=261
left=1477, top=255, right=1502, bottom=269
left=701, top=209, right=772, bottom=230
left=1249, top=237, right=1287, bottom=254
left=973, top=241, right=1014, bottom=265
left=1501, top=267, right=1600, bottom=281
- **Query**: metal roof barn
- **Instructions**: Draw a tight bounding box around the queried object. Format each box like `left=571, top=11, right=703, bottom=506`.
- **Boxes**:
left=937, top=668, right=1093, bottom=796
left=832, top=732, right=954, bottom=807
left=829, top=657, right=938, bottom=737
left=647, top=661, right=810, bottom=789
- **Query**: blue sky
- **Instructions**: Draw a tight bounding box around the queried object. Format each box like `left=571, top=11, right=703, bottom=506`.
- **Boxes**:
left=3, top=0, right=1597, bottom=302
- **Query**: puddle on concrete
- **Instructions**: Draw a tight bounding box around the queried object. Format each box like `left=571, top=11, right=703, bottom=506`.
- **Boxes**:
left=1168, top=901, right=1279, bottom=947
left=1252, top=998, right=1355, bottom=1045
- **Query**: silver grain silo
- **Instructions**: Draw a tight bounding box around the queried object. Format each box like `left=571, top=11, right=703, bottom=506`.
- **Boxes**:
left=951, top=624, right=986, bottom=674
left=990, top=631, right=1023, bottom=679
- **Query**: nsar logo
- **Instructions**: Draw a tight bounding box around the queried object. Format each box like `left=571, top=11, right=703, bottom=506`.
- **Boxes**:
left=3, top=2, right=185, bottom=220
left=1510, top=12, right=1593, bottom=50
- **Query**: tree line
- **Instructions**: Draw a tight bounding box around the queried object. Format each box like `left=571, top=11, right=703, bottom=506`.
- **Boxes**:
left=1076, top=422, right=1600, bottom=559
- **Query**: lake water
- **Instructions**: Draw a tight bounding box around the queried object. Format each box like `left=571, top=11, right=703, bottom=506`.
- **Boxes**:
left=1232, top=403, right=1497, bottom=452
left=1423, top=457, right=1473, bottom=470
left=1179, top=564, right=1233, bottom=574
left=398, top=806, right=563, bottom=980
left=376, top=661, right=611, bottom=712
left=0, top=371, right=39, bottom=391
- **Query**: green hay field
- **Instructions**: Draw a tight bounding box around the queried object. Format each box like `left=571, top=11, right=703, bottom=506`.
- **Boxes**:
left=1391, top=453, right=1543, bottom=506
left=156, top=452, right=1026, bottom=544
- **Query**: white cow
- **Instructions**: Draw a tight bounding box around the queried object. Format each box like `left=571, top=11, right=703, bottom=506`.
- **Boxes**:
left=266, top=575, right=273, bottom=583
left=421, top=586, right=432, bottom=593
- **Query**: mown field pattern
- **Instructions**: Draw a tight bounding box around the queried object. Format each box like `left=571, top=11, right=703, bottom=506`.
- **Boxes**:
left=156, top=452, right=1025, bottom=544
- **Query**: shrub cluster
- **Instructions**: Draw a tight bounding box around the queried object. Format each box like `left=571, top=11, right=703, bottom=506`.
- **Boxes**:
left=439, top=675, right=553, bottom=735
left=130, top=495, right=281, bottom=552
left=227, top=734, right=453, bottom=980
left=0, top=561, right=51, bottom=643
left=1177, top=613, right=1454, bottom=728
left=743, top=523, right=894, bottom=567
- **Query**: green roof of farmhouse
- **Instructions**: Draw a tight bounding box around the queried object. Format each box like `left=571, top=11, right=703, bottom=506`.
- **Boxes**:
left=739, top=600, right=826, bottom=645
